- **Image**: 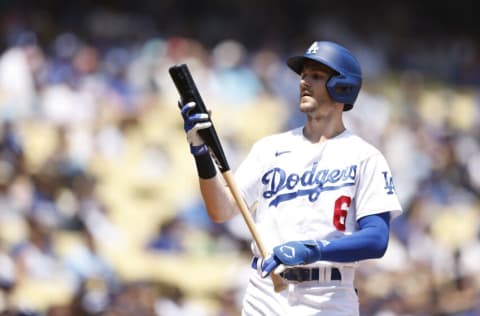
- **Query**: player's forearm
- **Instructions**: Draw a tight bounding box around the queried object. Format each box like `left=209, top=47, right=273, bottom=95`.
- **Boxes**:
left=199, top=175, right=238, bottom=223
left=320, top=212, right=390, bottom=262
left=189, top=146, right=238, bottom=222
left=320, top=227, right=388, bottom=262
left=262, top=213, right=391, bottom=276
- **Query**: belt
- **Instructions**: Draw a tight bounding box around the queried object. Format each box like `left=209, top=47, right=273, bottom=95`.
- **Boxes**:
left=251, top=257, right=342, bottom=282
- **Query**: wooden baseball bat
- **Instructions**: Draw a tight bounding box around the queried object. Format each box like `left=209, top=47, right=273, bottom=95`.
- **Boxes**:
left=221, top=170, right=287, bottom=293
left=169, top=64, right=287, bottom=292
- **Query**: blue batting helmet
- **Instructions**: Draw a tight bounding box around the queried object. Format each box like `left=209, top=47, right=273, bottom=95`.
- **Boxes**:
left=287, top=41, right=362, bottom=111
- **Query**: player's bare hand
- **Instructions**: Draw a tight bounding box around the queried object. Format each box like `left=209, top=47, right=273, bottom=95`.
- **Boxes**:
left=261, top=240, right=323, bottom=278
left=178, top=101, right=212, bottom=154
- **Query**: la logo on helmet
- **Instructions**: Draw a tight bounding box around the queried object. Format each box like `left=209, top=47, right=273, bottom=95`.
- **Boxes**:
left=306, top=42, right=319, bottom=54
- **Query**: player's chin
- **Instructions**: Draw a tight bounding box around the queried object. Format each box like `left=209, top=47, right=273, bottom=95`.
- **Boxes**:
left=299, top=101, right=316, bottom=113
left=299, top=96, right=317, bottom=109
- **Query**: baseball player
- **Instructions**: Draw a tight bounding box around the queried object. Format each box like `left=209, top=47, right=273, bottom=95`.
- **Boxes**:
left=179, top=41, right=402, bottom=315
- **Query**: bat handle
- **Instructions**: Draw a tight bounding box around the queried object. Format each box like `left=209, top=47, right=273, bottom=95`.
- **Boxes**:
left=221, top=171, right=287, bottom=293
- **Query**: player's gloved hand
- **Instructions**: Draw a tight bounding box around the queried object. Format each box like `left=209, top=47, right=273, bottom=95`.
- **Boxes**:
left=261, top=240, right=323, bottom=278
left=179, top=101, right=212, bottom=156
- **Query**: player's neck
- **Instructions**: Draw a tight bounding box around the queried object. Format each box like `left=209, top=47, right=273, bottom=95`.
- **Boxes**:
left=303, top=117, right=345, bottom=143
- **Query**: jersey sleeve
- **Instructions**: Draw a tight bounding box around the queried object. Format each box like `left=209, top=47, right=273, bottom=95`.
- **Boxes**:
left=355, top=153, right=403, bottom=221
left=234, top=140, right=264, bottom=209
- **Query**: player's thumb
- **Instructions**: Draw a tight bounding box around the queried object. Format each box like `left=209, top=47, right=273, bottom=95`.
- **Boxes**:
left=273, top=264, right=286, bottom=276
left=261, top=257, right=281, bottom=278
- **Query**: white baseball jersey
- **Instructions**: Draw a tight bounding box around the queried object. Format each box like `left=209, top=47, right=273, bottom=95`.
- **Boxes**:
left=236, top=127, right=403, bottom=315
left=236, top=127, right=402, bottom=253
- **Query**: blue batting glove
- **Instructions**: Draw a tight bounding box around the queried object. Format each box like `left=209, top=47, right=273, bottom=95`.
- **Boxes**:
left=261, top=240, right=323, bottom=278
left=178, top=101, right=212, bottom=154
left=260, top=255, right=283, bottom=278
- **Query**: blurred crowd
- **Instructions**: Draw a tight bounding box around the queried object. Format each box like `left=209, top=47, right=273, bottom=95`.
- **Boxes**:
left=0, top=3, right=480, bottom=316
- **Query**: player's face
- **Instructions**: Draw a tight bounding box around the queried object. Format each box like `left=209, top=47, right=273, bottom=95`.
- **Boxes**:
left=299, top=62, right=338, bottom=114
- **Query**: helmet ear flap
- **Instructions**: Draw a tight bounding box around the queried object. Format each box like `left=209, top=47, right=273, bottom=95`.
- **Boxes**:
left=325, top=75, right=337, bottom=100
left=326, top=74, right=361, bottom=111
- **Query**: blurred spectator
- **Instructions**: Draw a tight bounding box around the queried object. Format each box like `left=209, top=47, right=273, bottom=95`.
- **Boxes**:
left=0, top=242, right=16, bottom=313
left=102, top=281, right=158, bottom=316
left=145, top=216, right=186, bottom=253
left=70, top=174, right=125, bottom=250
left=102, top=46, right=148, bottom=123
left=69, top=278, right=112, bottom=316
left=0, top=121, right=24, bottom=168
left=155, top=282, right=208, bottom=316
left=210, top=39, right=262, bottom=108
left=62, top=221, right=119, bottom=293
left=45, top=305, right=71, bottom=316
left=9, top=211, right=67, bottom=282
left=212, top=287, right=242, bottom=316
left=0, top=31, right=43, bottom=120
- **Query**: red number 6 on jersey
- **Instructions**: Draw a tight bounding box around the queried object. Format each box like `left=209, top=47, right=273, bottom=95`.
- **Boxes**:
left=333, top=195, right=351, bottom=231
